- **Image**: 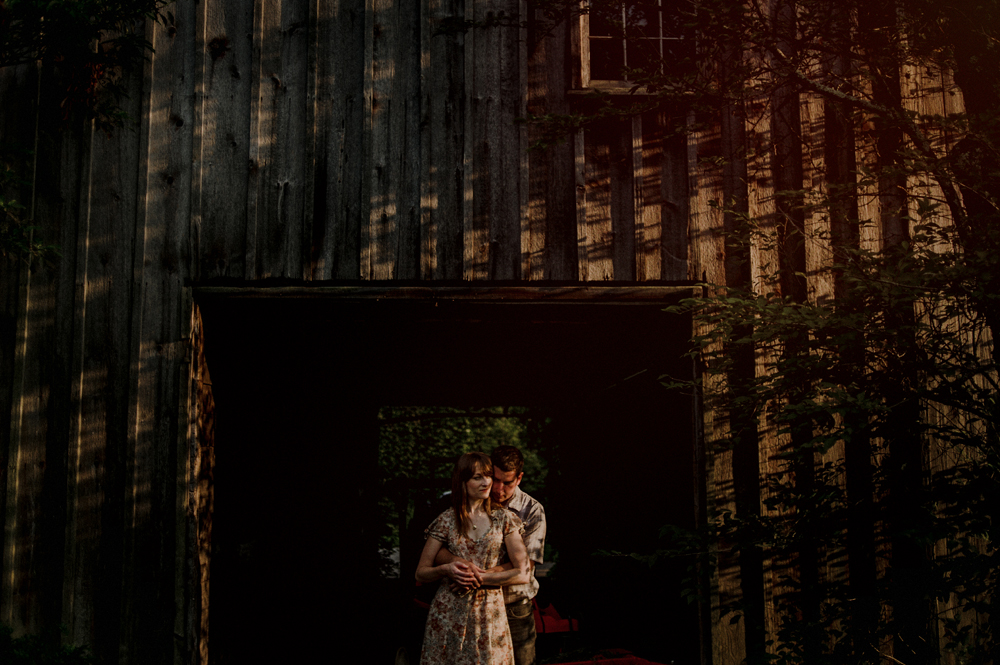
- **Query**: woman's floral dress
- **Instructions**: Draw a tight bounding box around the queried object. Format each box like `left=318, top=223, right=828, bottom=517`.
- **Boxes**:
left=420, top=508, right=524, bottom=665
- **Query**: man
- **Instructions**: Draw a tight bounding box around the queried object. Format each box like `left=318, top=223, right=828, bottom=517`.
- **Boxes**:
left=434, top=445, right=547, bottom=665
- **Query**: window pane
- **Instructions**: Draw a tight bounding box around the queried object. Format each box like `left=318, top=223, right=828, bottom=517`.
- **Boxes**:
left=627, top=38, right=661, bottom=77
left=590, top=38, right=626, bottom=79
left=662, top=37, right=694, bottom=62
left=587, top=0, right=694, bottom=83
left=624, top=0, right=659, bottom=39
left=662, top=0, right=691, bottom=38
left=589, top=1, right=623, bottom=37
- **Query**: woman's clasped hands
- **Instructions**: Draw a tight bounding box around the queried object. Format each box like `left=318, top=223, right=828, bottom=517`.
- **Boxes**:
left=443, top=559, right=487, bottom=592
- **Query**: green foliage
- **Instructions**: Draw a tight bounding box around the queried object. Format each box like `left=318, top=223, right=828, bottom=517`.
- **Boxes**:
left=0, top=0, right=168, bottom=265
left=0, top=141, right=58, bottom=264
left=0, top=625, right=97, bottom=665
left=1, top=0, right=168, bottom=131
left=654, top=203, right=1000, bottom=663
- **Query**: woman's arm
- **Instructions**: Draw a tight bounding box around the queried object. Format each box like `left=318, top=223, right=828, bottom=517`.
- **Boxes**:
left=416, top=536, right=480, bottom=584
left=433, top=546, right=486, bottom=588
left=481, top=531, right=530, bottom=586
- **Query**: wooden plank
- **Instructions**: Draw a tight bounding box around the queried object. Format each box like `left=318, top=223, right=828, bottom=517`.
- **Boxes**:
left=0, top=68, right=26, bottom=474
left=525, top=14, right=577, bottom=280
left=310, top=0, right=367, bottom=279
left=747, top=96, right=777, bottom=291
left=366, top=0, right=422, bottom=279
left=746, top=88, right=781, bottom=657
left=130, top=9, right=199, bottom=664
left=251, top=0, right=311, bottom=278
left=360, top=0, right=376, bottom=278
left=471, top=0, right=523, bottom=280
left=800, top=84, right=848, bottom=625
left=686, top=114, right=734, bottom=665
left=365, top=0, right=392, bottom=279
left=582, top=120, right=615, bottom=280
left=190, top=0, right=208, bottom=284
left=421, top=0, right=467, bottom=279
left=0, top=62, right=41, bottom=633
left=0, top=242, right=16, bottom=622
left=517, top=0, right=530, bottom=281
left=300, top=0, right=319, bottom=281
left=0, top=247, right=18, bottom=621
left=638, top=111, right=661, bottom=281
left=854, top=123, right=880, bottom=250
left=123, top=19, right=157, bottom=659
left=183, top=300, right=214, bottom=665
left=419, top=0, right=434, bottom=279
left=63, top=80, right=143, bottom=664
left=366, top=0, right=393, bottom=279
left=655, top=112, right=689, bottom=280
left=585, top=119, right=636, bottom=281
left=244, top=0, right=264, bottom=279
left=3, top=64, right=96, bottom=642
left=468, top=0, right=494, bottom=280
left=575, top=129, right=588, bottom=280
left=462, top=0, right=476, bottom=279
left=801, top=89, right=833, bottom=304
left=689, top=119, right=725, bottom=284
left=196, top=0, right=256, bottom=279
left=0, top=64, right=20, bottom=630
left=3, top=232, right=44, bottom=636
left=59, top=118, right=97, bottom=652
left=575, top=8, right=589, bottom=89
left=524, top=26, right=547, bottom=281
left=611, top=118, right=636, bottom=280
left=633, top=114, right=660, bottom=281
left=396, top=0, right=423, bottom=280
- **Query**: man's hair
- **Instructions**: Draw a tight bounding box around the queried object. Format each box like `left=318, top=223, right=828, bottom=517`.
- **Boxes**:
left=491, top=445, right=524, bottom=476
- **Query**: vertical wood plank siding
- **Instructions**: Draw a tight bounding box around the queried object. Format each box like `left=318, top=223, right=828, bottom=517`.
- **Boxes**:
left=190, top=0, right=685, bottom=282
left=311, top=0, right=367, bottom=279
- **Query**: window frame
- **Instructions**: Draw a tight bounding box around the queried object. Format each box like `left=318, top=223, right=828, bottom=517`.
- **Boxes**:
left=574, top=0, right=690, bottom=92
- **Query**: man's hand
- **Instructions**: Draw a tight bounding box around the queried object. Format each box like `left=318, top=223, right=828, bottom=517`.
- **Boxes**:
left=441, top=559, right=486, bottom=589
left=434, top=548, right=486, bottom=592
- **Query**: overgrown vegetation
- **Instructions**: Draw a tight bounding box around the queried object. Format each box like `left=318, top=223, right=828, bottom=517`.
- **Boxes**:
left=0, top=0, right=168, bottom=264
left=664, top=218, right=1000, bottom=664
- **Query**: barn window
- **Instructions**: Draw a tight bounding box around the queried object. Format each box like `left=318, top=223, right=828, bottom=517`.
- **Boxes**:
left=579, top=0, right=692, bottom=89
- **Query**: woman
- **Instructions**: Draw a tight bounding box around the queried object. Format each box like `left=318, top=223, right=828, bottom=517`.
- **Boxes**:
left=416, top=452, right=530, bottom=665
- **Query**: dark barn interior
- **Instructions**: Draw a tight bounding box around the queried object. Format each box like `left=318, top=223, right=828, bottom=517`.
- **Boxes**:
left=197, top=290, right=700, bottom=663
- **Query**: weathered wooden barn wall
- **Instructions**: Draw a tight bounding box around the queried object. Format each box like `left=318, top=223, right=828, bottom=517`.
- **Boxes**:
left=0, top=0, right=969, bottom=663
left=0, top=1, right=694, bottom=663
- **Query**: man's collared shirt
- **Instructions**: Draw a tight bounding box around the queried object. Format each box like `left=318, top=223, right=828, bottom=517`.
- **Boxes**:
left=501, top=486, right=546, bottom=603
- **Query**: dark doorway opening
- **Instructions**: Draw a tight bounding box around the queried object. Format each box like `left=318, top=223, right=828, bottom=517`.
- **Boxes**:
left=197, top=287, right=701, bottom=664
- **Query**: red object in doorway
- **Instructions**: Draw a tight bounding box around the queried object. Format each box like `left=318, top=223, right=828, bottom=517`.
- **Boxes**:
left=532, top=598, right=579, bottom=634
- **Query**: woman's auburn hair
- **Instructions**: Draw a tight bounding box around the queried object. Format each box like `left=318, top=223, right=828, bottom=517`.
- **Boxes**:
left=451, top=451, right=496, bottom=535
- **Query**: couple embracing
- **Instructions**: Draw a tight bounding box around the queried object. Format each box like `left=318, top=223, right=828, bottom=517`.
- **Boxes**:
left=415, top=446, right=547, bottom=665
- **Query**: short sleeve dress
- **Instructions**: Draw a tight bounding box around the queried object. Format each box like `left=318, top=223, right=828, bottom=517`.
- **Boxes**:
left=420, top=508, right=524, bottom=665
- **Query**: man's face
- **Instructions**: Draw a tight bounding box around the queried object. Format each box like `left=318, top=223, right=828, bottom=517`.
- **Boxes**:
left=491, top=467, right=523, bottom=504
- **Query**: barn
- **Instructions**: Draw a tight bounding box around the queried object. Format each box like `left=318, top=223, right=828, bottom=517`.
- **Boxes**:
left=0, top=0, right=975, bottom=663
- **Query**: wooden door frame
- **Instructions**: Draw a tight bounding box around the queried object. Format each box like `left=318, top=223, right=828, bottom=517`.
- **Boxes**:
left=180, top=283, right=705, bottom=665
